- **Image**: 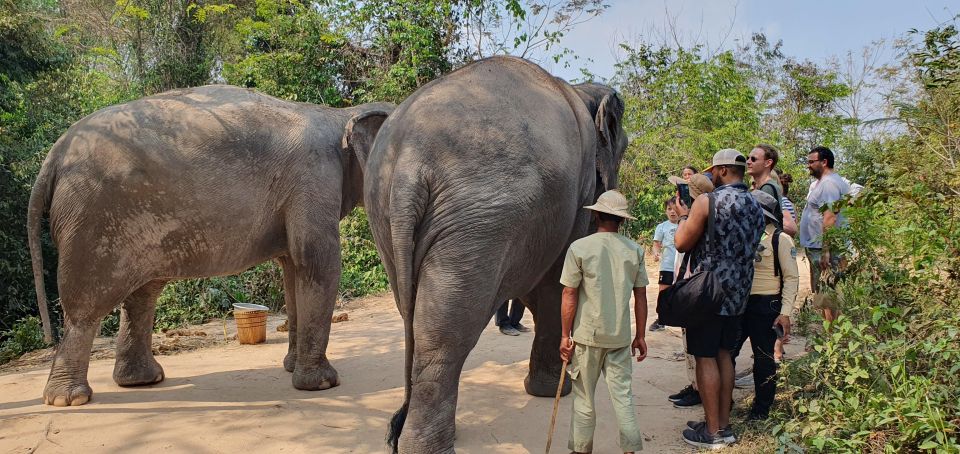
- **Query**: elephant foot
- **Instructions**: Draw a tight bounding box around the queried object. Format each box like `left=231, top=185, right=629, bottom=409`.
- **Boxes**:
left=113, top=356, right=165, bottom=387
left=283, top=353, right=296, bottom=373
left=43, top=379, right=93, bottom=407
left=292, top=362, right=340, bottom=390
left=524, top=369, right=572, bottom=397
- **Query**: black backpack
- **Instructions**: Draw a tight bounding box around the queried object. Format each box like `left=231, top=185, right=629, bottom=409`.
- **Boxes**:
left=656, top=193, right=726, bottom=328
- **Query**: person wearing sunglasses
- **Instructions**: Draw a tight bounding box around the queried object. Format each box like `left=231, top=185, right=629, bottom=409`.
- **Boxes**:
left=747, top=145, right=798, bottom=237
left=799, top=146, right=850, bottom=323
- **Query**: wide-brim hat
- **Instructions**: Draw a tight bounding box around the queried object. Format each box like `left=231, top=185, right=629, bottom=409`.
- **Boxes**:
left=751, top=189, right=780, bottom=226
left=704, top=148, right=747, bottom=173
left=668, top=174, right=714, bottom=199
left=584, top=190, right=637, bottom=220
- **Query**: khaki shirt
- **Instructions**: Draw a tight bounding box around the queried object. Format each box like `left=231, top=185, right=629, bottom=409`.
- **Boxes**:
left=560, top=232, right=649, bottom=348
left=750, top=224, right=800, bottom=315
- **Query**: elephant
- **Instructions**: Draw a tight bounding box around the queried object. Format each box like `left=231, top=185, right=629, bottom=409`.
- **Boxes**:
left=360, top=56, right=628, bottom=453
left=26, top=84, right=392, bottom=406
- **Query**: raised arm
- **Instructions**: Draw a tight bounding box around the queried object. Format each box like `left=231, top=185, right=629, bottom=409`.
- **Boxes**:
left=673, top=195, right=709, bottom=252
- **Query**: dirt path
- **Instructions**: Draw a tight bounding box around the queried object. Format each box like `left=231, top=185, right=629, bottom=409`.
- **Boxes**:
left=0, top=258, right=811, bottom=453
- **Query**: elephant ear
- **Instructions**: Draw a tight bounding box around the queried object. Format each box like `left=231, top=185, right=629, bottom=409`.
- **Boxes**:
left=342, top=109, right=391, bottom=169
left=594, top=93, right=623, bottom=191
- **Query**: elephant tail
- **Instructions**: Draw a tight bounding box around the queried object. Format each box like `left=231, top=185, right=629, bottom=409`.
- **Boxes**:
left=385, top=184, right=426, bottom=453
left=27, top=157, right=56, bottom=344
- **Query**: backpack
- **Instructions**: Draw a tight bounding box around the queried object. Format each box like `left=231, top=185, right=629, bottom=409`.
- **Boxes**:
left=772, top=226, right=783, bottom=297
left=656, top=193, right=725, bottom=328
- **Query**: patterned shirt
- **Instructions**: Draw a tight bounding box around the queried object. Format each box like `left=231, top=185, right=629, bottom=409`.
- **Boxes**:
left=782, top=197, right=797, bottom=223
left=689, top=183, right=765, bottom=316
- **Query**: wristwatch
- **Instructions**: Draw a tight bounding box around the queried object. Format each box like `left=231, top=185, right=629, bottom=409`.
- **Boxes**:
left=679, top=215, right=689, bottom=221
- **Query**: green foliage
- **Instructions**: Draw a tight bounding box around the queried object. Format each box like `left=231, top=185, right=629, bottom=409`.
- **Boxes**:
left=768, top=19, right=960, bottom=452
left=613, top=43, right=763, bottom=239
left=100, top=262, right=285, bottom=336
left=0, top=316, right=47, bottom=364
left=224, top=0, right=350, bottom=105
left=339, top=208, right=390, bottom=299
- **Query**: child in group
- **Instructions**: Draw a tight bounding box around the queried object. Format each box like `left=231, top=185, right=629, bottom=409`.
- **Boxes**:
left=648, top=198, right=680, bottom=332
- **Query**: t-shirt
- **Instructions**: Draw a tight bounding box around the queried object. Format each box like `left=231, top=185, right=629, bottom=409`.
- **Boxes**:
left=559, top=232, right=649, bottom=348
left=688, top=183, right=765, bottom=317
left=653, top=220, right=679, bottom=272
left=750, top=224, right=800, bottom=315
left=799, top=173, right=850, bottom=248
left=781, top=197, right=797, bottom=223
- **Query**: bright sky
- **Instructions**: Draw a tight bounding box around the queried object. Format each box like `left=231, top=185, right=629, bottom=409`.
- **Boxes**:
left=537, top=0, right=958, bottom=82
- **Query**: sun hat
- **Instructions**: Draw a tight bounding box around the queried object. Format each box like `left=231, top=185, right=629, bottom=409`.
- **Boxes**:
left=584, top=190, right=637, bottom=220
left=687, top=174, right=715, bottom=198
left=704, top=148, right=747, bottom=173
left=751, top=189, right=780, bottom=226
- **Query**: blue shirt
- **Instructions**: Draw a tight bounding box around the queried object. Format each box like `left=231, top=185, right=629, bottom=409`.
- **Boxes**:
left=654, top=220, right=678, bottom=272
left=689, top=183, right=765, bottom=316
left=799, top=173, right=850, bottom=249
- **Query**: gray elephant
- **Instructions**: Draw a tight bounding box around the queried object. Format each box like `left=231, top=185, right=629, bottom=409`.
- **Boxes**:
left=359, top=56, right=627, bottom=453
left=27, top=85, right=392, bottom=406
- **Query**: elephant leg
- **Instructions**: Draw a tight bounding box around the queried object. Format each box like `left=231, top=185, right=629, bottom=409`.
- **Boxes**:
left=113, top=280, right=168, bottom=386
left=289, top=265, right=339, bottom=390
left=286, top=201, right=341, bottom=390
left=278, top=257, right=298, bottom=373
left=398, top=275, right=489, bottom=454
left=521, top=264, right=572, bottom=397
left=44, top=285, right=126, bottom=406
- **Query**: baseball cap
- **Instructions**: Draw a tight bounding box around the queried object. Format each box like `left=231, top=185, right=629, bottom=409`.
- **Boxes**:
left=704, top=148, right=747, bottom=173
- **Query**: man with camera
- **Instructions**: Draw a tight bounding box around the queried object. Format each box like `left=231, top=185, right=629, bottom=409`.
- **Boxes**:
left=672, top=149, right=764, bottom=449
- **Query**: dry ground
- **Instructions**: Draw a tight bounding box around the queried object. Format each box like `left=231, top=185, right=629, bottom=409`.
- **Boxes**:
left=0, top=255, right=812, bottom=453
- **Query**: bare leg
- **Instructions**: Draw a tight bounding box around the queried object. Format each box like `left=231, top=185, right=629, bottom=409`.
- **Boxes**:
left=694, top=357, right=721, bottom=434
left=716, top=349, right=735, bottom=428
left=113, top=280, right=168, bottom=386
left=278, top=257, right=298, bottom=373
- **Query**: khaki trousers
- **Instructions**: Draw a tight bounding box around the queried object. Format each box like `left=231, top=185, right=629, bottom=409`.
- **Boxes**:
left=568, top=343, right=644, bottom=452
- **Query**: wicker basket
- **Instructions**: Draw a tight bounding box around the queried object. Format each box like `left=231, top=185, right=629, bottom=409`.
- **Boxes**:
left=233, top=303, right=269, bottom=345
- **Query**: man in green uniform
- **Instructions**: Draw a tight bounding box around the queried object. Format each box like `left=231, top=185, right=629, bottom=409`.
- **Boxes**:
left=559, top=190, right=649, bottom=454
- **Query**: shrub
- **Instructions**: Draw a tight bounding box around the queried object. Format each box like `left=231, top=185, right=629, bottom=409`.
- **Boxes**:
left=339, top=208, right=389, bottom=300
left=0, top=316, right=47, bottom=364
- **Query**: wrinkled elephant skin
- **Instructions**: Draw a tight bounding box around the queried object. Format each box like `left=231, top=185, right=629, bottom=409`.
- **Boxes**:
left=363, top=56, right=628, bottom=453
left=27, top=85, right=392, bottom=406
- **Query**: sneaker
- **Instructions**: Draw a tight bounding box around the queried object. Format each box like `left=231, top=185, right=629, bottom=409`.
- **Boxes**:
left=499, top=326, right=520, bottom=336
left=735, top=374, right=755, bottom=389
left=747, top=409, right=769, bottom=421
left=513, top=323, right=531, bottom=333
left=685, top=421, right=737, bottom=443
left=682, top=424, right=730, bottom=450
left=649, top=320, right=665, bottom=332
left=672, top=390, right=702, bottom=408
left=668, top=385, right=696, bottom=402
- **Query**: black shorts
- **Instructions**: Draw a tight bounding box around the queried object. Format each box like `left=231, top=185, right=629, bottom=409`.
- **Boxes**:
left=685, top=314, right=742, bottom=358
left=658, top=271, right=675, bottom=286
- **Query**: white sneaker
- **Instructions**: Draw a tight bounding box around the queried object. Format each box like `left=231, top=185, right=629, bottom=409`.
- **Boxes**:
left=735, top=374, right=754, bottom=389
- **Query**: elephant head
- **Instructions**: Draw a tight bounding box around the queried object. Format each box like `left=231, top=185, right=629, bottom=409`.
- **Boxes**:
left=572, top=83, right=627, bottom=194
left=341, top=103, right=393, bottom=218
